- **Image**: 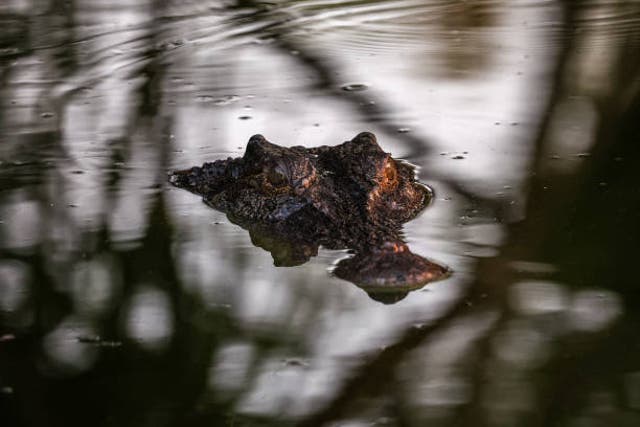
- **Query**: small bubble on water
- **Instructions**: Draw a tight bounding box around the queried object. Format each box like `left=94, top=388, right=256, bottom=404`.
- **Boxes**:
left=452, top=155, right=465, bottom=160
left=41, top=112, right=54, bottom=118
left=282, top=358, right=308, bottom=367
left=238, top=115, right=252, bottom=120
left=397, top=127, right=411, bottom=133
left=196, top=95, right=214, bottom=102
left=341, top=83, right=368, bottom=92
left=0, top=334, right=15, bottom=342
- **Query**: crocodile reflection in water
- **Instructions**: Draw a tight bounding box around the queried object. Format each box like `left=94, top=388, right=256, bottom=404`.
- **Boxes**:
left=169, top=132, right=449, bottom=303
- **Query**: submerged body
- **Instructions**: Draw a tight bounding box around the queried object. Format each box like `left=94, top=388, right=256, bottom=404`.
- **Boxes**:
left=169, top=132, right=448, bottom=302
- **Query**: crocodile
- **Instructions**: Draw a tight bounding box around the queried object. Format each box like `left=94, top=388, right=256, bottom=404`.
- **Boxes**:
left=169, top=132, right=449, bottom=303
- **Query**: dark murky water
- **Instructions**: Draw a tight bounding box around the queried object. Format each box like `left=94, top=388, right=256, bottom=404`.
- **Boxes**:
left=1, top=1, right=640, bottom=426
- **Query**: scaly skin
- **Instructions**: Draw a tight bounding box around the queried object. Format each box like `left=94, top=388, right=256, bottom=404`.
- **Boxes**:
left=169, top=132, right=449, bottom=303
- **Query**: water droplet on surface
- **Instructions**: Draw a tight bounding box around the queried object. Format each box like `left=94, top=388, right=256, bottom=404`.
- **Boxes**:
left=452, top=155, right=465, bottom=160
left=196, top=95, right=214, bottom=102
left=41, top=112, right=54, bottom=118
left=397, top=127, right=411, bottom=133
left=341, top=83, right=368, bottom=92
left=238, top=115, right=252, bottom=120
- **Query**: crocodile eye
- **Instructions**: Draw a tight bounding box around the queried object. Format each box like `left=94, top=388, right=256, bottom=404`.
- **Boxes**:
left=267, top=166, right=288, bottom=187
left=384, top=161, right=397, bottom=182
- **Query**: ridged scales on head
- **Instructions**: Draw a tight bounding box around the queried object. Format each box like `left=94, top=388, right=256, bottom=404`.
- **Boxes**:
left=169, top=132, right=449, bottom=302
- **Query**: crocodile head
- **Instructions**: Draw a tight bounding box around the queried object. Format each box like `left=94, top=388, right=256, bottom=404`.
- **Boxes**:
left=169, top=132, right=449, bottom=303
left=169, top=132, right=431, bottom=225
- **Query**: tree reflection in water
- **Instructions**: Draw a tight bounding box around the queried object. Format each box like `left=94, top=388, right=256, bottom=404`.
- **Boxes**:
left=0, top=1, right=639, bottom=426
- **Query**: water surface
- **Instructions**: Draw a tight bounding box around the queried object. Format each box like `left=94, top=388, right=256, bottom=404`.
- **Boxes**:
left=1, top=1, right=640, bottom=426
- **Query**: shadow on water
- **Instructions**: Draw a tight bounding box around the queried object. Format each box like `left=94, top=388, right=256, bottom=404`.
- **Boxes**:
left=1, top=0, right=640, bottom=426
